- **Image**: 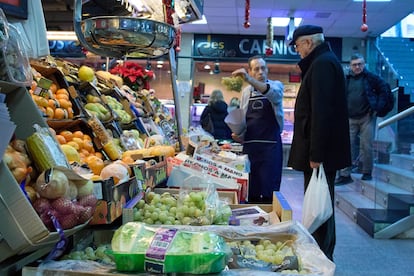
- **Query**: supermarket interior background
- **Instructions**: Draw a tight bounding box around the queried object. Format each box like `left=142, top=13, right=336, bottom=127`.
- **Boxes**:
left=0, top=0, right=413, bottom=275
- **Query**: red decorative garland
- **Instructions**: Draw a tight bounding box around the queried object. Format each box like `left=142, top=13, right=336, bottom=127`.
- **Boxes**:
left=265, top=17, right=273, bottom=56
left=361, top=0, right=368, bottom=32
left=244, top=0, right=250, bottom=28
left=163, top=0, right=174, bottom=25
left=175, top=27, right=182, bottom=52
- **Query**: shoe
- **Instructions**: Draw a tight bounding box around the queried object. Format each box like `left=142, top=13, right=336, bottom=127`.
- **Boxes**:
left=361, top=174, right=372, bottom=181
left=334, top=176, right=353, bottom=186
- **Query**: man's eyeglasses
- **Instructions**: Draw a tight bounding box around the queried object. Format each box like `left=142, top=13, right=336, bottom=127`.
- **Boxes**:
left=351, top=62, right=364, bottom=68
left=293, top=39, right=307, bottom=49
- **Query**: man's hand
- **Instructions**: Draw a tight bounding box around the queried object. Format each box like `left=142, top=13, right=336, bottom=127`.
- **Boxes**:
left=231, top=133, right=243, bottom=143
left=232, top=68, right=249, bottom=81
left=309, top=161, right=321, bottom=169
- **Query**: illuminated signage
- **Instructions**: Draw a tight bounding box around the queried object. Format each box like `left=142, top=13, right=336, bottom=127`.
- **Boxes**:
left=193, top=34, right=342, bottom=61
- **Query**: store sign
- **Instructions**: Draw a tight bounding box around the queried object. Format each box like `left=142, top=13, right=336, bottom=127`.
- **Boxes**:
left=193, top=34, right=342, bottom=61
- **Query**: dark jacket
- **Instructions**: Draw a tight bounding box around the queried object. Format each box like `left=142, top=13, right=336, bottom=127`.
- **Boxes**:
left=200, top=101, right=232, bottom=140
left=347, top=69, right=393, bottom=117
left=287, top=42, right=352, bottom=172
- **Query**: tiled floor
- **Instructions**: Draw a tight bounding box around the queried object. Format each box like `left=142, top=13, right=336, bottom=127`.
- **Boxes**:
left=280, top=169, right=414, bottom=276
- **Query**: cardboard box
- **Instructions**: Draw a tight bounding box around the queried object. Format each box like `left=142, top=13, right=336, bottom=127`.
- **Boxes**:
left=230, top=205, right=271, bottom=226
left=0, top=81, right=86, bottom=262
left=90, top=176, right=141, bottom=225
left=229, top=191, right=293, bottom=225
left=144, top=156, right=167, bottom=189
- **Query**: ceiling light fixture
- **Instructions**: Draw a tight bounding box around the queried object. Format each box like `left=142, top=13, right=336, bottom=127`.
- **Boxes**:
left=46, top=31, right=78, bottom=41
left=272, top=17, right=302, bottom=27
left=213, top=62, right=220, bottom=74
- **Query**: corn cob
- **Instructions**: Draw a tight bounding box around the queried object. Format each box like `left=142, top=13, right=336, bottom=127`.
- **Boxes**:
left=26, top=124, right=70, bottom=172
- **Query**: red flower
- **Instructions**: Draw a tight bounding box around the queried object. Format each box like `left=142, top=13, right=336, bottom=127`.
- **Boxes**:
left=110, top=61, right=154, bottom=89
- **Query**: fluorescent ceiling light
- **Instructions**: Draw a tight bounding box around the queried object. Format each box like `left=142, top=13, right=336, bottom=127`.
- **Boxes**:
left=353, top=0, right=391, bottom=2
left=47, top=31, right=78, bottom=41
left=190, top=15, right=207, bottom=24
left=272, top=17, right=302, bottom=27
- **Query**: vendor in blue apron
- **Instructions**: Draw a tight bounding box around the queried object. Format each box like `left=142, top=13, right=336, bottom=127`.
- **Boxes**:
left=231, top=56, right=284, bottom=203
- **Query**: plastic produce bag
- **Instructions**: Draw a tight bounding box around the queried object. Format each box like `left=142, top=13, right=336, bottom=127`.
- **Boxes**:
left=110, top=222, right=232, bottom=274
left=302, top=163, right=333, bottom=233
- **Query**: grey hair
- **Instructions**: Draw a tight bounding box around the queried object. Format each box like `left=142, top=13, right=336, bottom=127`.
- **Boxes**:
left=350, top=53, right=365, bottom=62
left=208, top=89, right=224, bottom=105
left=310, top=33, right=325, bottom=45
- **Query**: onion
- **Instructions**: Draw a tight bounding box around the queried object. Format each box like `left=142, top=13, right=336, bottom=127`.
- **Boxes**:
left=35, top=168, right=69, bottom=199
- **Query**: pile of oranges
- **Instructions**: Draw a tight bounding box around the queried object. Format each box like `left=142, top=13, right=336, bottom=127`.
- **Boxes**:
left=30, top=81, right=75, bottom=120
left=55, top=129, right=105, bottom=176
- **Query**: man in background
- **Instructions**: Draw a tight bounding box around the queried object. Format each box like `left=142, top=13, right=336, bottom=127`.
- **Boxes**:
left=231, top=55, right=284, bottom=203
left=335, top=53, right=391, bottom=185
left=287, top=25, right=351, bottom=261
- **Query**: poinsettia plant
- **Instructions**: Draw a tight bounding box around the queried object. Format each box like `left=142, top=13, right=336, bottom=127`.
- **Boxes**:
left=110, top=61, right=154, bottom=90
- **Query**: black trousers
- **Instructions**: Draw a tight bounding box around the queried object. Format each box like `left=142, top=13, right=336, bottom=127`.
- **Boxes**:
left=303, top=168, right=336, bottom=261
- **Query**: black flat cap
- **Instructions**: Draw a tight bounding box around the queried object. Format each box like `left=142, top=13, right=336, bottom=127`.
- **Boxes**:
left=289, top=25, right=323, bottom=45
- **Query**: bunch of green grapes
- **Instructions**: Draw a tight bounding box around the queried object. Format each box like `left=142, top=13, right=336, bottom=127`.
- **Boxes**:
left=132, top=191, right=232, bottom=225
left=61, top=244, right=113, bottom=265
left=227, top=239, right=307, bottom=273
left=221, top=76, right=244, bottom=92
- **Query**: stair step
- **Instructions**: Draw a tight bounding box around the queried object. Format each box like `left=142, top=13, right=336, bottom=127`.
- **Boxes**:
left=388, top=194, right=414, bottom=214
left=390, top=154, right=414, bottom=171
left=374, top=164, right=414, bottom=193
left=335, top=187, right=382, bottom=222
left=353, top=176, right=412, bottom=208
left=356, top=208, right=409, bottom=237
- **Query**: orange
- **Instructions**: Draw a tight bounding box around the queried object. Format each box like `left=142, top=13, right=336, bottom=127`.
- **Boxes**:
left=58, top=99, right=72, bottom=109
left=67, top=141, right=80, bottom=151
left=48, top=99, right=59, bottom=109
left=86, top=155, right=105, bottom=175
left=83, top=134, right=92, bottom=141
left=45, top=107, right=54, bottom=119
left=54, top=108, right=67, bottom=119
left=49, top=83, right=58, bottom=94
left=73, top=130, right=84, bottom=139
left=95, top=152, right=104, bottom=159
left=60, top=130, right=73, bottom=142
left=55, top=134, right=67, bottom=145
left=55, top=93, right=69, bottom=101
left=72, top=137, right=84, bottom=150
left=67, top=107, right=74, bottom=119
left=82, top=139, right=94, bottom=153
left=56, top=88, right=69, bottom=96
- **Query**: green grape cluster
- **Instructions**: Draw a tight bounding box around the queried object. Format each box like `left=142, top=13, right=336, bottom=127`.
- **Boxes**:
left=61, top=244, right=113, bottom=265
left=132, top=191, right=232, bottom=225
left=227, top=239, right=306, bottom=273
left=221, top=76, right=244, bottom=92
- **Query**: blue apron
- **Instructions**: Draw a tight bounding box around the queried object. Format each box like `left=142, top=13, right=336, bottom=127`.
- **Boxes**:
left=243, top=89, right=282, bottom=202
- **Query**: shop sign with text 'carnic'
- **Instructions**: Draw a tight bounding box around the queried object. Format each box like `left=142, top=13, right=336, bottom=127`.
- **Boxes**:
left=193, top=34, right=342, bottom=61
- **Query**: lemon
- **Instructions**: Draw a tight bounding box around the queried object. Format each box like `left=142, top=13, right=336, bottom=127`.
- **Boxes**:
left=78, top=65, right=95, bottom=82
left=61, top=144, right=81, bottom=163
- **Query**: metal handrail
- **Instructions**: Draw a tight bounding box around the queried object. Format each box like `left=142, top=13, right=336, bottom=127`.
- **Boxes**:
left=378, top=105, right=414, bottom=130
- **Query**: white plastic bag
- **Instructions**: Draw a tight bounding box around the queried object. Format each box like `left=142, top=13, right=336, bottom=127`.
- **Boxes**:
left=302, top=163, right=333, bottom=234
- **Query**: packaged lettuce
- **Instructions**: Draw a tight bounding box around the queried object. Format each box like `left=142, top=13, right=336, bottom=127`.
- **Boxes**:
left=110, top=222, right=231, bottom=274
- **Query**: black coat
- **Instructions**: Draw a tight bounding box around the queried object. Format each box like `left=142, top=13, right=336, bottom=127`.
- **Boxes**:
left=287, top=42, right=351, bottom=172
left=200, top=101, right=232, bottom=140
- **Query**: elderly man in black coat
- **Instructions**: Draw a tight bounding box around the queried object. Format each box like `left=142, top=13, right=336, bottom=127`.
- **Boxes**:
left=287, top=25, right=351, bottom=261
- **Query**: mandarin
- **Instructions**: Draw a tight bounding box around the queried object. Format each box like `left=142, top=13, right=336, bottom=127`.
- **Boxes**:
left=49, top=83, right=58, bottom=94
left=55, top=135, right=67, bottom=145
left=73, top=130, right=84, bottom=139
left=86, top=155, right=105, bottom=175
left=54, top=108, right=67, bottom=119
left=60, top=130, right=74, bottom=142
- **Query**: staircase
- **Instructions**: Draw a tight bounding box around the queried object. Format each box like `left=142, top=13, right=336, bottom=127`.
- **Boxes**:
left=335, top=152, right=414, bottom=239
